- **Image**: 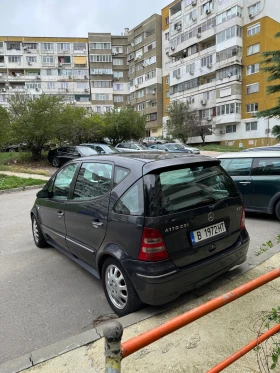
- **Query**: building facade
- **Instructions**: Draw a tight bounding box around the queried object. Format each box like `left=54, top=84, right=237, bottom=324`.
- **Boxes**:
left=0, top=36, right=91, bottom=110
left=127, top=14, right=163, bottom=137
left=162, top=0, right=280, bottom=146
left=88, top=31, right=129, bottom=114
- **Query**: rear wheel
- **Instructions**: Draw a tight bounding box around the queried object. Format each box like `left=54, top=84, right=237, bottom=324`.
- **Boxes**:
left=32, top=215, right=48, bottom=248
left=52, top=157, right=60, bottom=168
left=275, top=201, right=280, bottom=221
left=102, top=257, right=143, bottom=316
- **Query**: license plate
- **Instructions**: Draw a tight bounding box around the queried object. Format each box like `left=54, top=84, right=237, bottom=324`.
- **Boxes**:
left=190, top=222, right=226, bottom=244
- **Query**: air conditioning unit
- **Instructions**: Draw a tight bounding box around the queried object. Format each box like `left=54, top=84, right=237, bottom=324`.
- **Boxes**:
left=114, top=77, right=120, bottom=81
left=66, top=88, right=69, bottom=92
left=197, top=33, right=201, bottom=38
left=35, top=87, right=40, bottom=92
left=23, top=46, right=27, bottom=50
left=84, top=88, right=89, bottom=92
left=251, top=112, right=256, bottom=117
left=265, top=128, right=271, bottom=134
left=27, top=50, right=32, bottom=53
left=206, top=9, right=211, bottom=15
left=166, top=51, right=169, bottom=56
left=249, top=13, right=253, bottom=19
left=190, top=70, right=194, bottom=75
left=192, top=17, right=197, bottom=22
left=176, top=74, right=181, bottom=79
left=147, top=100, right=152, bottom=104
left=192, top=0, right=197, bottom=5
left=135, top=84, right=139, bottom=88
left=0, top=73, right=2, bottom=77
left=207, top=116, right=212, bottom=121
left=63, top=50, right=68, bottom=53
left=227, top=73, right=232, bottom=78
left=152, top=90, right=156, bottom=95
left=68, top=75, right=72, bottom=79
left=142, top=63, right=146, bottom=67
left=127, top=100, right=131, bottom=105
left=207, top=63, right=212, bottom=68
left=220, top=130, right=225, bottom=135
left=1, top=88, right=6, bottom=92
left=84, top=75, right=88, bottom=79
left=201, top=99, right=207, bottom=105
left=59, top=63, right=63, bottom=67
left=177, top=24, right=182, bottom=32
left=171, top=46, right=175, bottom=50
left=28, top=61, right=32, bottom=66
left=237, top=75, right=242, bottom=81
left=36, top=75, right=41, bottom=79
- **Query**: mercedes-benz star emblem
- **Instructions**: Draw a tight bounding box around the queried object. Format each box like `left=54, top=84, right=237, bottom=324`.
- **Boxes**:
left=208, top=212, right=214, bottom=222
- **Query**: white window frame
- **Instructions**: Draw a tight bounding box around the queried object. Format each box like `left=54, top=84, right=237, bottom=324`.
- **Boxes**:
left=135, top=34, right=143, bottom=45
left=138, top=102, right=145, bottom=111
left=247, top=43, right=260, bottom=56
left=246, top=83, right=259, bottom=94
left=220, top=87, right=231, bottom=97
left=248, top=2, right=261, bottom=16
left=245, top=121, right=258, bottom=131
left=246, top=103, right=258, bottom=113
left=113, top=59, right=124, bottom=66
left=247, top=23, right=260, bottom=36
left=8, top=56, right=21, bottom=63
left=246, top=63, right=259, bottom=75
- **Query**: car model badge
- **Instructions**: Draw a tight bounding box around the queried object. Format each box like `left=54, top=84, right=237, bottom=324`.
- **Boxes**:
left=208, top=212, right=214, bottom=222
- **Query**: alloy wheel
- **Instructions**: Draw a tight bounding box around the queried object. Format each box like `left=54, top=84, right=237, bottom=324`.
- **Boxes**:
left=105, top=264, right=128, bottom=310
left=33, top=219, right=39, bottom=243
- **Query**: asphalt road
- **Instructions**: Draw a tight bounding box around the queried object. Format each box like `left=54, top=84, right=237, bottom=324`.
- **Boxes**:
left=0, top=189, right=279, bottom=365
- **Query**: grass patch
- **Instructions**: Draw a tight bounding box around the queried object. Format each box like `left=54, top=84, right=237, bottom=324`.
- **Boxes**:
left=197, top=145, right=242, bottom=152
left=0, top=152, right=50, bottom=176
left=0, top=174, right=46, bottom=190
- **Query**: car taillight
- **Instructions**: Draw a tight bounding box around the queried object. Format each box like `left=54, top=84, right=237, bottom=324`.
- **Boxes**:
left=138, top=227, right=169, bottom=262
left=240, top=206, right=246, bottom=229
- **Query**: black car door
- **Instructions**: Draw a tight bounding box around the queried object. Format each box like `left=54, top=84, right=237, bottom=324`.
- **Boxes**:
left=36, top=163, right=80, bottom=250
left=64, top=161, right=113, bottom=266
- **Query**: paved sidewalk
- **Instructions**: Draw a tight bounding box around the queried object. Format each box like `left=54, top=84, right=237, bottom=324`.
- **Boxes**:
left=0, top=251, right=277, bottom=373
left=0, top=171, right=49, bottom=181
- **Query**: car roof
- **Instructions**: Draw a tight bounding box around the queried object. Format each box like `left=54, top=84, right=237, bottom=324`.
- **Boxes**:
left=217, top=151, right=280, bottom=159
left=77, top=152, right=219, bottom=174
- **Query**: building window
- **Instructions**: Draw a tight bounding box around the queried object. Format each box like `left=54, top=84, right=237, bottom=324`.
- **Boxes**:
left=26, top=56, right=37, bottom=63
left=96, top=107, right=101, bottom=113
left=138, top=89, right=145, bottom=98
left=144, top=55, right=156, bottom=66
left=57, top=43, right=70, bottom=51
left=112, top=46, right=123, bottom=54
left=137, top=76, right=144, bottom=85
left=248, top=2, right=260, bottom=16
left=216, top=65, right=242, bottom=80
left=165, top=32, right=169, bottom=41
left=96, top=94, right=109, bottom=100
left=92, top=81, right=112, bottom=88
left=42, top=56, right=54, bottom=65
left=172, top=68, right=181, bottom=78
left=220, top=87, right=231, bottom=97
left=246, top=63, right=259, bottom=75
left=246, top=121, right=258, bottom=131
left=247, top=43, right=260, bottom=56
left=8, top=56, right=21, bottom=63
left=135, top=35, right=143, bottom=45
left=113, top=58, right=123, bottom=65
left=91, top=68, right=113, bottom=75
left=113, top=83, right=124, bottom=91
left=144, top=41, right=156, bottom=53
left=186, top=63, right=195, bottom=73
left=89, top=43, right=111, bottom=49
left=41, top=43, right=54, bottom=51
left=25, top=83, right=41, bottom=90
left=216, top=6, right=243, bottom=25
left=113, top=71, right=123, bottom=78
left=165, top=17, right=169, bottom=25
left=166, top=76, right=170, bottom=84
left=201, top=0, right=213, bottom=15
left=145, top=69, right=156, bottom=80
left=90, top=55, right=112, bottom=62
left=246, top=83, right=259, bottom=94
left=246, top=103, right=258, bottom=113
left=48, top=82, right=56, bottom=89
left=216, top=46, right=242, bottom=62
left=77, top=82, right=89, bottom=89
left=226, top=124, right=236, bottom=133
left=216, top=103, right=241, bottom=115
left=216, top=26, right=242, bottom=44
left=6, top=42, right=21, bottom=50
left=247, top=23, right=260, bottom=36
left=201, top=55, right=213, bottom=67
left=73, top=43, right=86, bottom=52
left=114, top=95, right=124, bottom=102
left=138, top=102, right=145, bottom=111
left=186, top=9, right=198, bottom=23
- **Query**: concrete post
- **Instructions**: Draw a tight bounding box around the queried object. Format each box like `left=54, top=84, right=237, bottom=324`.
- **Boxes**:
left=103, top=320, right=123, bottom=373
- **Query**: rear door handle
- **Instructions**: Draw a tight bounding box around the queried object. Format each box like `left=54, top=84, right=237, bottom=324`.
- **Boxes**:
left=57, top=211, right=64, bottom=217
left=239, top=181, right=251, bottom=185
left=92, top=220, right=103, bottom=228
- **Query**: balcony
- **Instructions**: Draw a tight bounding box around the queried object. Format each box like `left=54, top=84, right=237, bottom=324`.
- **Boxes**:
left=40, top=49, right=54, bottom=54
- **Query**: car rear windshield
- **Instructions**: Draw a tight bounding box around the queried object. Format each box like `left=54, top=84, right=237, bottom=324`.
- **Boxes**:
left=78, top=147, right=98, bottom=156
left=144, top=163, right=239, bottom=217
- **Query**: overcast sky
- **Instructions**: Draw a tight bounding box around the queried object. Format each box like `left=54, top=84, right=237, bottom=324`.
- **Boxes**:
left=0, top=0, right=171, bottom=37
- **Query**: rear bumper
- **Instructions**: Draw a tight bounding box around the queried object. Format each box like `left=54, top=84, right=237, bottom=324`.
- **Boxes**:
left=123, top=230, right=249, bottom=306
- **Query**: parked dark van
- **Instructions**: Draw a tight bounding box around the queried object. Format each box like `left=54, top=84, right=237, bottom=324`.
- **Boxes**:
left=31, top=153, right=249, bottom=315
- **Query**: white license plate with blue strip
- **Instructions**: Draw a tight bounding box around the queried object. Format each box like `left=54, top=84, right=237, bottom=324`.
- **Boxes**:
left=190, top=222, right=226, bottom=244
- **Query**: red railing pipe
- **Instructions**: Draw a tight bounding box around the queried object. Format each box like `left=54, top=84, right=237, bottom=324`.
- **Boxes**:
left=207, top=323, right=280, bottom=373
left=122, top=268, right=280, bottom=358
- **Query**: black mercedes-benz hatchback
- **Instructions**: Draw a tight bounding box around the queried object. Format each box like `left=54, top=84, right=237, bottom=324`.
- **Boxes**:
left=31, top=152, right=249, bottom=316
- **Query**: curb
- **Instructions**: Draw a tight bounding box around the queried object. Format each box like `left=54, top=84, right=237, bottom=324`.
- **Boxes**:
left=1, top=249, right=279, bottom=372
left=0, top=185, right=44, bottom=194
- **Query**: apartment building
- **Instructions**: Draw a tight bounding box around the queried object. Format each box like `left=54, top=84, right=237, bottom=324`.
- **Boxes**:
left=162, top=0, right=280, bottom=147
left=0, top=37, right=91, bottom=110
left=127, top=14, right=163, bottom=137
left=88, top=31, right=129, bottom=114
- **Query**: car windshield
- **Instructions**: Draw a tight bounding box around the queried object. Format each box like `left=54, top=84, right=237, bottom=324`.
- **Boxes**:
left=137, top=144, right=147, bottom=150
left=77, top=147, right=98, bottom=156
left=102, top=145, right=120, bottom=153
left=166, top=144, right=184, bottom=150
left=144, top=164, right=239, bottom=217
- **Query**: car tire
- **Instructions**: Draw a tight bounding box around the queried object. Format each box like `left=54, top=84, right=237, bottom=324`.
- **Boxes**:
left=52, top=157, right=60, bottom=168
left=8, top=148, right=17, bottom=152
left=275, top=200, right=280, bottom=221
left=32, top=215, right=48, bottom=248
left=102, top=257, right=143, bottom=316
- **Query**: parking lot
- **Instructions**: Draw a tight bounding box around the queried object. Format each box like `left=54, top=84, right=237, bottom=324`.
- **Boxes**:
left=0, top=188, right=279, bottom=365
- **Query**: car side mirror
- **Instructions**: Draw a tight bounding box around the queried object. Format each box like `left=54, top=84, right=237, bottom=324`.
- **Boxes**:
left=36, top=189, right=51, bottom=199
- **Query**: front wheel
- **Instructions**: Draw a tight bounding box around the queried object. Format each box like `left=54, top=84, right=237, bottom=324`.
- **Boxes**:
left=102, top=257, right=143, bottom=316
left=275, top=201, right=280, bottom=221
left=32, top=215, right=48, bottom=248
left=52, top=157, right=60, bottom=168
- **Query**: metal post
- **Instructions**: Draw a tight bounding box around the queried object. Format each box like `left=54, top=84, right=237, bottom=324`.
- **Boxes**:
left=104, top=320, right=123, bottom=373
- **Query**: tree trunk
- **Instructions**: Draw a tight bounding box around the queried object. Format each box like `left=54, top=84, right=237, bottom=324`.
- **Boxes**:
left=31, top=147, right=42, bottom=161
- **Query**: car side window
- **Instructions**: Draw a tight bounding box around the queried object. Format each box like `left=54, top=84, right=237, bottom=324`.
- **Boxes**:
left=114, top=166, right=130, bottom=186
left=220, top=158, right=253, bottom=176
left=95, top=146, right=105, bottom=154
left=130, top=144, right=138, bottom=150
left=73, top=162, right=113, bottom=200
left=52, top=163, right=79, bottom=200
left=251, top=157, right=280, bottom=176
left=113, top=179, right=144, bottom=216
